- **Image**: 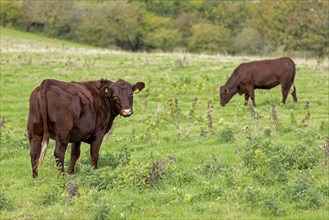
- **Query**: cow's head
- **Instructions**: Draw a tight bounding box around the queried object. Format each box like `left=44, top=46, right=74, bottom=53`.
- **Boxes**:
left=103, top=79, right=145, bottom=117
left=219, top=85, right=236, bottom=106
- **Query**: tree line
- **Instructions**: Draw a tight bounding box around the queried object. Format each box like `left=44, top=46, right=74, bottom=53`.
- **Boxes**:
left=1, top=0, right=328, bottom=59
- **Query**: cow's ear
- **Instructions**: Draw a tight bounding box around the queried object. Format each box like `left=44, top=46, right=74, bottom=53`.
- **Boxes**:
left=225, top=88, right=230, bottom=94
left=103, top=86, right=111, bottom=97
left=133, top=82, right=145, bottom=93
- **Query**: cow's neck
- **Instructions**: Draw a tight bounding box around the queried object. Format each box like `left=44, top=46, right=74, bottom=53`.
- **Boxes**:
left=101, top=98, right=119, bottom=133
left=225, top=76, right=239, bottom=93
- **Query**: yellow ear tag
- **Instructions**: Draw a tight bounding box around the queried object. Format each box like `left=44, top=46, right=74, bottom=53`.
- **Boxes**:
left=134, top=88, right=140, bottom=94
left=105, top=88, right=109, bottom=94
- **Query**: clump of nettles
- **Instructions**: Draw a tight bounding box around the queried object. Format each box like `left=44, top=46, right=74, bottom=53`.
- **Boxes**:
left=324, top=137, right=329, bottom=166
left=175, top=56, right=188, bottom=67
left=145, top=154, right=177, bottom=187
left=66, top=181, right=80, bottom=205
left=290, top=109, right=297, bottom=124
left=301, top=101, right=311, bottom=123
left=248, top=102, right=260, bottom=136
left=269, top=100, right=280, bottom=130
left=167, top=93, right=181, bottom=129
left=0, top=117, right=5, bottom=128
left=248, top=102, right=259, bottom=121
left=206, top=101, right=213, bottom=131
left=188, top=97, right=198, bottom=122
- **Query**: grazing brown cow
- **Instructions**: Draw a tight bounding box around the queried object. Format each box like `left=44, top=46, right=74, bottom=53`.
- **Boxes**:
left=27, top=79, right=145, bottom=178
left=219, top=57, right=297, bottom=106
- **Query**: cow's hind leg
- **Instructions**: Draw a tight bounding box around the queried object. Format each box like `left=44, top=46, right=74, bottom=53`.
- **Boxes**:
left=29, top=134, right=42, bottom=178
left=54, top=136, right=69, bottom=174
left=67, top=142, right=81, bottom=174
left=281, top=83, right=291, bottom=105
left=291, top=84, right=297, bottom=102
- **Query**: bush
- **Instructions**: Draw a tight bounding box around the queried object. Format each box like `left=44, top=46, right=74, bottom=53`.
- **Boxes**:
left=240, top=134, right=321, bottom=185
left=187, top=22, right=232, bottom=54
left=35, top=186, right=62, bottom=206
left=234, top=27, right=263, bottom=55
left=144, top=28, right=182, bottom=51
left=0, top=1, right=23, bottom=27
left=286, top=175, right=323, bottom=209
left=219, top=126, right=236, bottom=143
left=0, top=192, right=13, bottom=211
left=243, top=188, right=285, bottom=216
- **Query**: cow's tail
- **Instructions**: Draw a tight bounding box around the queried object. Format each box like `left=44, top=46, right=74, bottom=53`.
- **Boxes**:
left=289, top=83, right=295, bottom=93
left=290, top=62, right=296, bottom=94
left=36, top=80, right=50, bottom=169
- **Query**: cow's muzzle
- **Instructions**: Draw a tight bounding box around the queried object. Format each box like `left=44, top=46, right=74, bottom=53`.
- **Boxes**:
left=122, top=108, right=132, bottom=117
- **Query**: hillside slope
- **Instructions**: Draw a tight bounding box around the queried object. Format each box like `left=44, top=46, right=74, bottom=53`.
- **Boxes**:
left=1, top=27, right=328, bottom=219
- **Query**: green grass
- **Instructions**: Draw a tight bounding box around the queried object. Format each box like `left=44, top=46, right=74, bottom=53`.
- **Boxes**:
left=1, top=27, right=329, bottom=219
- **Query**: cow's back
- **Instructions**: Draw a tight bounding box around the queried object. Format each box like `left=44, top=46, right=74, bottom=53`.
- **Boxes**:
left=236, top=57, right=295, bottom=87
left=28, top=79, right=105, bottom=143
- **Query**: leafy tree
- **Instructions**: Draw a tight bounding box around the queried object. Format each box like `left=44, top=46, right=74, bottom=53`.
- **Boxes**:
left=140, top=11, right=182, bottom=51
left=140, top=0, right=180, bottom=17
left=0, top=1, right=23, bottom=27
left=175, top=12, right=199, bottom=46
left=73, top=1, right=142, bottom=50
left=144, top=27, right=182, bottom=51
left=22, top=0, right=73, bottom=37
left=246, top=0, right=290, bottom=54
left=1, top=0, right=327, bottom=57
left=188, top=22, right=232, bottom=54
left=212, top=1, right=250, bottom=37
left=234, top=27, right=263, bottom=55
left=283, top=0, right=329, bottom=59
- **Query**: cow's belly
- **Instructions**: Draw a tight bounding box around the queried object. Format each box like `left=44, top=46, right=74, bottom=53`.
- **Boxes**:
left=69, top=115, right=97, bottom=143
left=254, top=80, right=280, bottom=89
left=69, top=127, right=93, bottom=143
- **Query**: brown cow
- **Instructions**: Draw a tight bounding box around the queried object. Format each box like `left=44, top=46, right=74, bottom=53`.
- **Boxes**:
left=219, top=57, right=297, bottom=106
left=27, top=79, right=145, bottom=178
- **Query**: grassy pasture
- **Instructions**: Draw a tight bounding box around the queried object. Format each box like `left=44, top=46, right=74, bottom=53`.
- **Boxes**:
left=1, top=27, right=329, bottom=219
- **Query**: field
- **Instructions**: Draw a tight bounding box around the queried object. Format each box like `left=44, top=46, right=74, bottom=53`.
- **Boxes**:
left=1, top=27, right=328, bottom=219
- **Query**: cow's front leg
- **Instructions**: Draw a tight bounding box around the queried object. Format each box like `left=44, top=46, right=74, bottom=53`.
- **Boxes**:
left=90, top=133, right=105, bottom=169
left=245, top=85, right=255, bottom=106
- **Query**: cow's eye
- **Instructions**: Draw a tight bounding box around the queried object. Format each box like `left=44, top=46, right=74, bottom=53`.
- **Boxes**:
left=113, top=96, right=118, bottom=100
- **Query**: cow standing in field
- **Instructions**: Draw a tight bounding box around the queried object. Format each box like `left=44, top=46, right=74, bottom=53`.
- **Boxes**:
left=27, top=79, right=145, bottom=178
left=219, top=57, right=297, bottom=106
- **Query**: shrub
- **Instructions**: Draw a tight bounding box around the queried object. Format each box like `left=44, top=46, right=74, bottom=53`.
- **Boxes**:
left=286, top=175, right=323, bottom=209
left=240, top=134, right=321, bottom=185
left=93, top=203, right=112, bottom=220
left=144, top=28, right=182, bottom=51
left=0, top=192, right=13, bottom=211
left=187, top=22, right=232, bottom=54
left=219, top=126, right=236, bottom=143
left=0, top=1, right=23, bottom=27
left=234, top=27, right=263, bottom=55
left=261, top=194, right=285, bottom=216
left=243, top=188, right=285, bottom=216
left=36, top=186, right=62, bottom=206
left=289, top=144, right=321, bottom=170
